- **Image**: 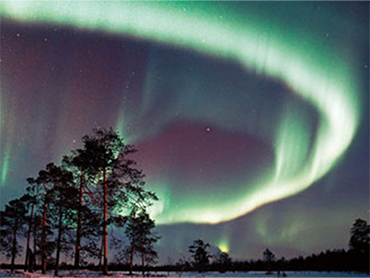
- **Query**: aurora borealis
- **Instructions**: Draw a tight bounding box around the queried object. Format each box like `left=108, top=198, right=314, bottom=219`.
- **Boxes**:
left=0, top=1, right=368, bottom=261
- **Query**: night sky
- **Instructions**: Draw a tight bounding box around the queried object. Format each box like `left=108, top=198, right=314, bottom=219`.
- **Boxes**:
left=0, top=2, right=369, bottom=262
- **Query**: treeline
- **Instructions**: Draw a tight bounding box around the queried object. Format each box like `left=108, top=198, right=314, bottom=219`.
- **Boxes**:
left=0, top=128, right=159, bottom=276
left=155, top=249, right=369, bottom=274
left=230, top=248, right=369, bottom=274
left=95, top=229, right=369, bottom=274
left=168, top=219, right=369, bottom=274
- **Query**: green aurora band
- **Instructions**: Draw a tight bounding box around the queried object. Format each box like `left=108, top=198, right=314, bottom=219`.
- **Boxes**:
left=0, top=2, right=361, bottom=225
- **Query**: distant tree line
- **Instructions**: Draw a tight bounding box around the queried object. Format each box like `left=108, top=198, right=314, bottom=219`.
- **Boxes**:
left=169, top=219, right=369, bottom=274
left=109, top=218, right=369, bottom=275
left=0, top=128, right=159, bottom=276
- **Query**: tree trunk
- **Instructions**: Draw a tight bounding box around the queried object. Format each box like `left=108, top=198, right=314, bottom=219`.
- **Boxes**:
left=24, top=201, right=35, bottom=271
left=129, top=243, right=134, bottom=275
left=10, top=220, right=18, bottom=273
left=141, top=252, right=145, bottom=276
left=74, top=172, right=83, bottom=269
left=103, top=168, right=108, bottom=275
left=54, top=205, right=63, bottom=276
left=98, top=234, right=103, bottom=270
left=41, top=193, right=48, bottom=274
left=33, top=216, right=37, bottom=270
left=33, top=186, right=39, bottom=270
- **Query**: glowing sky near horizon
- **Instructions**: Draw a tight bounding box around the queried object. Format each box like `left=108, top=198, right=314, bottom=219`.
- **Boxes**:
left=0, top=1, right=368, bottom=260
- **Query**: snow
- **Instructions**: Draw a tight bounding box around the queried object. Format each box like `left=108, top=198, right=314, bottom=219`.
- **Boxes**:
left=0, top=270, right=368, bottom=278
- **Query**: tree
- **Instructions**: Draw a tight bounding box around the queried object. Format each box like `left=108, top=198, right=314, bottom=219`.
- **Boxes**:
left=123, top=209, right=159, bottom=275
left=23, top=178, right=40, bottom=272
left=0, top=127, right=158, bottom=275
left=79, top=127, right=157, bottom=274
left=36, top=163, right=64, bottom=274
left=189, top=239, right=211, bottom=272
left=348, top=218, right=370, bottom=273
left=77, top=206, right=101, bottom=267
left=62, top=152, right=101, bottom=269
left=62, top=147, right=93, bottom=269
left=0, top=198, right=28, bottom=272
left=46, top=165, right=77, bottom=276
left=349, top=218, right=370, bottom=254
left=176, top=257, right=191, bottom=277
left=26, top=173, right=55, bottom=274
left=80, top=128, right=124, bottom=274
left=214, top=251, right=232, bottom=273
left=263, top=248, right=276, bottom=274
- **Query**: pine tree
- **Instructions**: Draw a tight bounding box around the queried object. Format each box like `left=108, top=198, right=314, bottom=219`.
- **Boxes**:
left=80, top=128, right=123, bottom=274
left=263, top=248, right=276, bottom=274
left=78, top=210, right=101, bottom=266
left=0, top=198, right=28, bottom=272
left=123, top=209, right=159, bottom=275
left=78, top=127, right=157, bottom=274
left=62, top=149, right=90, bottom=268
left=46, top=165, right=77, bottom=276
left=214, top=251, right=232, bottom=273
left=36, top=163, right=63, bottom=274
left=189, top=239, right=211, bottom=272
left=348, top=218, right=370, bottom=272
left=349, top=218, right=370, bottom=254
left=26, top=174, right=53, bottom=273
left=62, top=152, right=102, bottom=268
left=23, top=178, right=40, bottom=272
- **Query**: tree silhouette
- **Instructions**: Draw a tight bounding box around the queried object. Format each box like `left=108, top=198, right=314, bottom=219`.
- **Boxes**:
left=36, top=163, right=68, bottom=274
left=23, top=178, right=39, bottom=272
left=78, top=127, right=157, bottom=274
left=0, top=127, right=159, bottom=275
left=46, top=165, right=77, bottom=276
left=26, top=174, right=54, bottom=273
left=263, top=248, right=276, bottom=274
left=349, top=218, right=370, bottom=254
left=77, top=206, right=101, bottom=267
left=123, top=208, right=159, bottom=275
left=80, top=128, right=124, bottom=274
left=175, top=257, right=191, bottom=277
left=189, top=239, right=211, bottom=272
left=348, top=218, right=370, bottom=273
left=214, top=251, right=232, bottom=273
left=62, top=145, right=95, bottom=269
left=62, top=152, right=102, bottom=269
left=0, top=198, right=27, bottom=272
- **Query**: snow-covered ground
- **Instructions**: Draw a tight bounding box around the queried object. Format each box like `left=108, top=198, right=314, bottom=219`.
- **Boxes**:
left=0, top=270, right=368, bottom=278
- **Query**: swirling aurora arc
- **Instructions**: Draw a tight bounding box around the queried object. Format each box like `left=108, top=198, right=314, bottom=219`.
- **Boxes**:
left=0, top=1, right=363, bottom=228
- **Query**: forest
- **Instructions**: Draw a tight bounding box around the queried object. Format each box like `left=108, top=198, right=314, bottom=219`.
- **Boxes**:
left=1, top=128, right=158, bottom=276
